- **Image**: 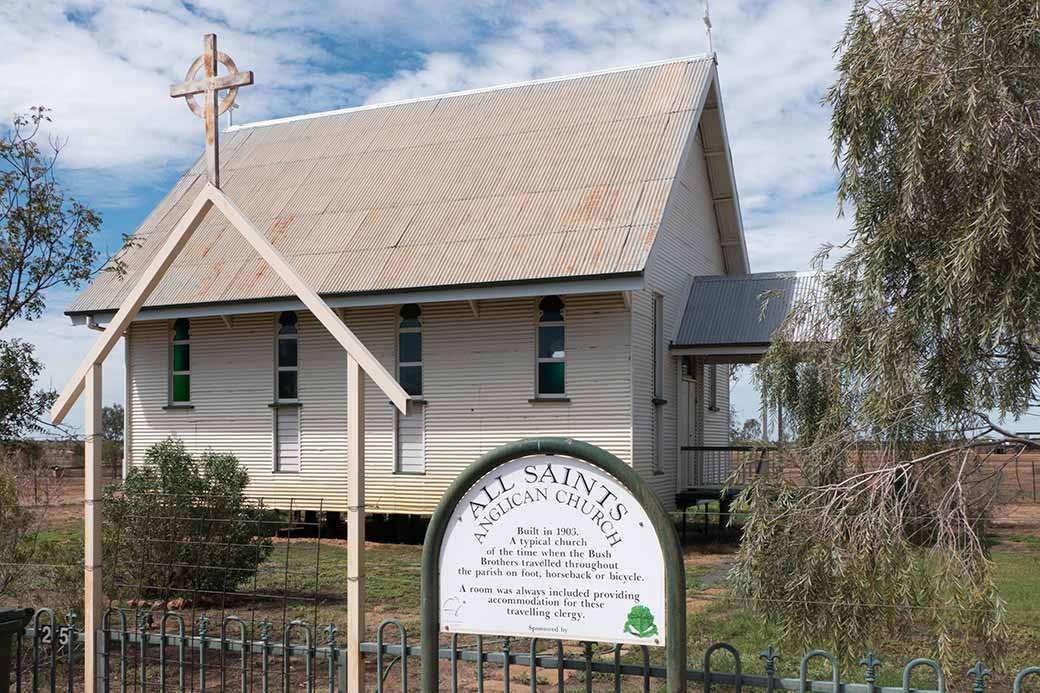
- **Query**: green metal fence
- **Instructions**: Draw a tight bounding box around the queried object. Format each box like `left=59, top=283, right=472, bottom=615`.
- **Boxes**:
left=10, top=608, right=1040, bottom=692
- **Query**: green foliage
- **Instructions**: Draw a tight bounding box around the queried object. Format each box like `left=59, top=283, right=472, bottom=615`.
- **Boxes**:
left=0, top=107, right=108, bottom=330
left=0, top=466, right=33, bottom=594
left=733, top=0, right=1040, bottom=664
left=102, top=404, right=124, bottom=468
left=0, top=107, right=119, bottom=440
left=102, top=404, right=124, bottom=442
left=103, top=439, right=275, bottom=604
left=731, top=418, right=763, bottom=444
left=0, top=339, right=55, bottom=440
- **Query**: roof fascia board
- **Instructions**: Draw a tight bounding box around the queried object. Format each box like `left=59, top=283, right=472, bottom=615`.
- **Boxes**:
left=669, top=345, right=769, bottom=359
left=706, top=69, right=750, bottom=273
left=641, top=61, right=715, bottom=283
left=70, top=274, right=645, bottom=325
left=228, top=54, right=714, bottom=133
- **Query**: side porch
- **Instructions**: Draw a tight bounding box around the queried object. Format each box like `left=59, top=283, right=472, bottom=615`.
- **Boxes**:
left=670, top=272, right=818, bottom=508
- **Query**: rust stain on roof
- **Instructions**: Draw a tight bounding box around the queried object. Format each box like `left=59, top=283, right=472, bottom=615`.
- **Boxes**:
left=70, top=56, right=717, bottom=314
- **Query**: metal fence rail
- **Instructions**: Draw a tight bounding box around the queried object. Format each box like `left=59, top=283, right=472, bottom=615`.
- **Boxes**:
left=11, top=608, right=1040, bottom=693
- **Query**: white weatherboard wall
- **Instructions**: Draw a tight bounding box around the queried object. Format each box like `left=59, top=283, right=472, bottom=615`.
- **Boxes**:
left=126, top=294, right=632, bottom=513
left=634, top=121, right=732, bottom=510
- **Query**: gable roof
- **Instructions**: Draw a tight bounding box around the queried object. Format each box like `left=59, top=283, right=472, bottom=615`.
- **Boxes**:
left=69, top=55, right=743, bottom=316
left=673, top=272, right=822, bottom=348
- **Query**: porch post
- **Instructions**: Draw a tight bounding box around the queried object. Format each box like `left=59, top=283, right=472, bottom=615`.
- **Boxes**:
left=84, top=363, right=104, bottom=693
left=346, top=354, right=366, bottom=692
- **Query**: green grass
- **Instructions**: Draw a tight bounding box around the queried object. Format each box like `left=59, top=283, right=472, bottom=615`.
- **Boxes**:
left=7, top=524, right=1040, bottom=690
left=678, top=545, right=1040, bottom=691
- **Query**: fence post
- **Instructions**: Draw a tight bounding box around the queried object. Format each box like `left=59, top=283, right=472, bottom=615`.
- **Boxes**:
left=84, top=364, right=104, bottom=693
left=346, top=355, right=366, bottom=693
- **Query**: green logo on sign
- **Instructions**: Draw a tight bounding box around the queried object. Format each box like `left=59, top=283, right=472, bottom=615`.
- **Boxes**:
left=622, top=605, right=658, bottom=638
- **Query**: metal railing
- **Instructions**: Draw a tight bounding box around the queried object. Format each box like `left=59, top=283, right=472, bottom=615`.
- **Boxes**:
left=11, top=608, right=1040, bottom=692
left=681, top=445, right=777, bottom=489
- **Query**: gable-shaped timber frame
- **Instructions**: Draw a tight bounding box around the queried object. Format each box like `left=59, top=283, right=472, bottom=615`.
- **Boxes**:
left=51, top=182, right=409, bottom=422
left=51, top=181, right=408, bottom=693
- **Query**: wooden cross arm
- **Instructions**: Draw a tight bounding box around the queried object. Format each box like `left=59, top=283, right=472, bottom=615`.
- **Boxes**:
left=170, top=70, right=254, bottom=98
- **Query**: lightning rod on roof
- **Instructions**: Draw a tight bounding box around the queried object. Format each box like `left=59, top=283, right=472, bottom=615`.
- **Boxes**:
left=703, top=0, right=714, bottom=56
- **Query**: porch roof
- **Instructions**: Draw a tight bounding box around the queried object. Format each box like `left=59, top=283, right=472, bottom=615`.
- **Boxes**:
left=671, top=271, right=821, bottom=358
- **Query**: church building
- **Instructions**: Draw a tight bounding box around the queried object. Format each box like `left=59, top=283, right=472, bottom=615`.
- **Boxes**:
left=65, top=54, right=799, bottom=514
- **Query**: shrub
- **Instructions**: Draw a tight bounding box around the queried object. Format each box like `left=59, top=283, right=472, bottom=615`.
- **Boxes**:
left=0, top=466, right=34, bottom=595
left=103, top=439, right=275, bottom=605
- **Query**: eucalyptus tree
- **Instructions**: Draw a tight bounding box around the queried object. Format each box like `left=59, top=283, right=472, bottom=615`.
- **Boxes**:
left=731, top=0, right=1040, bottom=662
left=0, top=107, right=120, bottom=438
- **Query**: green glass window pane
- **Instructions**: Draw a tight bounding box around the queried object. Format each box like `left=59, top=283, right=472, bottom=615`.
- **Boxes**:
left=173, top=343, right=190, bottom=371
left=538, top=362, right=565, bottom=395
left=173, top=318, right=189, bottom=341
left=538, top=326, right=565, bottom=359
left=278, top=371, right=298, bottom=400
left=278, top=338, right=297, bottom=368
left=399, top=365, right=422, bottom=396
left=399, top=332, right=422, bottom=363
left=172, top=374, right=190, bottom=402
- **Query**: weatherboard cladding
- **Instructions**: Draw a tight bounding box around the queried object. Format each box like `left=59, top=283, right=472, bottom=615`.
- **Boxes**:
left=632, top=128, right=730, bottom=507
left=673, top=272, right=823, bottom=347
left=68, top=57, right=716, bottom=315
left=126, top=295, right=631, bottom=512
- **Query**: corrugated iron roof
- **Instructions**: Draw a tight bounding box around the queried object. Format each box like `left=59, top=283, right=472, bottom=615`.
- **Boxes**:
left=70, top=56, right=722, bottom=315
left=673, top=272, right=823, bottom=347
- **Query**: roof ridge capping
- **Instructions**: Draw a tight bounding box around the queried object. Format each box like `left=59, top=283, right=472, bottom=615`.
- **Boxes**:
left=228, top=53, right=716, bottom=133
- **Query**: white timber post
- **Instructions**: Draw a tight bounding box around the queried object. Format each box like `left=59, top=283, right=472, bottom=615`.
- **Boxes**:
left=346, top=354, right=366, bottom=692
left=84, top=363, right=104, bottom=693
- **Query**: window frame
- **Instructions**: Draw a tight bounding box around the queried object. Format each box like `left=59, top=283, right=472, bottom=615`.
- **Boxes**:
left=273, top=405, right=300, bottom=474
left=275, top=311, right=299, bottom=404
left=652, top=293, right=664, bottom=474
left=169, top=318, right=191, bottom=406
left=273, top=311, right=300, bottom=473
left=397, top=304, right=423, bottom=399
left=652, top=293, right=665, bottom=401
left=395, top=304, right=426, bottom=474
left=708, top=363, right=718, bottom=411
left=535, top=296, right=567, bottom=398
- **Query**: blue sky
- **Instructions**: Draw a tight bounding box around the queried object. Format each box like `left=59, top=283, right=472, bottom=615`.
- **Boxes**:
left=2, top=0, right=858, bottom=432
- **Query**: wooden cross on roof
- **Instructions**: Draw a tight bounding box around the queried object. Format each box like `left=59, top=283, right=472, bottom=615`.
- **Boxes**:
left=170, top=34, right=253, bottom=188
